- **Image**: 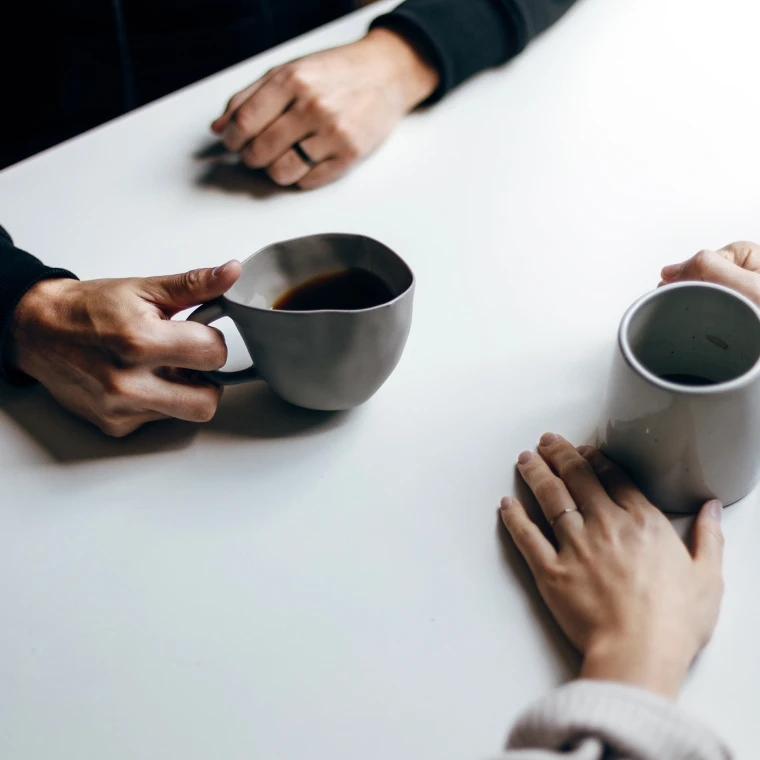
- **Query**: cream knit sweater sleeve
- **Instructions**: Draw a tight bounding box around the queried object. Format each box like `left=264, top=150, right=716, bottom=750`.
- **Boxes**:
left=495, top=680, right=733, bottom=760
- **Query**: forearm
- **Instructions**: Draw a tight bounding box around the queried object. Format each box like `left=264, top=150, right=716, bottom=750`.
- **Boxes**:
left=0, top=225, right=78, bottom=383
left=360, top=27, right=439, bottom=110
left=503, top=681, right=732, bottom=760
left=372, top=0, right=580, bottom=100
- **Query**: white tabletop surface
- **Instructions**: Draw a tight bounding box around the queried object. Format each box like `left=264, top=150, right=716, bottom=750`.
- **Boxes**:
left=1, top=0, right=759, bottom=757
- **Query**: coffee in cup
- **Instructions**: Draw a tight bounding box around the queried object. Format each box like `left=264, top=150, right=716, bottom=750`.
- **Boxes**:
left=187, top=233, right=415, bottom=411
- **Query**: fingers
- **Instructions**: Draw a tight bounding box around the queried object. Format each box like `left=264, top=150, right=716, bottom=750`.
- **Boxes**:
left=141, top=374, right=223, bottom=424
left=692, top=499, right=725, bottom=573
left=97, top=410, right=170, bottom=438
left=516, top=450, right=584, bottom=542
left=577, top=445, right=651, bottom=514
left=221, top=74, right=294, bottom=153
left=537, top=434, right=613, bottom=518
left=140, top=260, right=242, bottom=314
left=146, top=321, right=228, bottom=371
left=500, top=497, right=557, bottom=574
left=239, top=106, right=313, bottom=171
left=297, top=156, right=354, bottom=190
left=660, top=248, right=760, bottom=306
left=719, top=241, right=760, bottom=273
left=211, top=76, right=272, bottom=134
left=265, top=133, right=334, bottom=187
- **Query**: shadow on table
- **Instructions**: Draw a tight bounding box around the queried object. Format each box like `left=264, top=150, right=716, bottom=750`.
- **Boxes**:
left=496, top=471, right=580, bottom=681
left=205, top=382, right=348, bottom=439
left=193, top=140, right=293, bottom=200
left=0, top=384, right=197, bottom=463
left=0, top=382, right=346, bottom=463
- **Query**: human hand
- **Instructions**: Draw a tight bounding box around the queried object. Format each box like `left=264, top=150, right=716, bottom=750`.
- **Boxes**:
left=660, top=241, right=760, bottom=307
left=8, top=261, right=242, bottom=437
left=500, top=434, right=724, bottom=700
left=211, top=27, right=439, bottom=189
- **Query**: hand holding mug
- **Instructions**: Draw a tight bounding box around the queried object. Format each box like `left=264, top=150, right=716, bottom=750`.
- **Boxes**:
left=501, top=435, right=724, bottom=700
left=660, top=241, right=760, bottom=306
left=8, top=262, right=241, bottom=437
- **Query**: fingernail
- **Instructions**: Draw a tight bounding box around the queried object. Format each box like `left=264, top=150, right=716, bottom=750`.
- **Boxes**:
left=577, top=444, right=594, bottom=456
left=213, top=261, right=232, bottom=277
left=707, top=499, right=723, bottom=521
left=661, top=262, right=685, bottom=279
left=500, top=496, right=514, bottom=511
left=210, top=119, right=222, bottom=132
left=540, top=433, right=560, bottom=447
left=517, top=451, right=535, bottom=465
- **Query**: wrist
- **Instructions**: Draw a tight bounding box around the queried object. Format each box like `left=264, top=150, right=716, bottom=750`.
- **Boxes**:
left=361, top=27, right=440, bottom=111
left=9, top=278, right=79, bottom=378
left=581, top=633, right=694, bottom=701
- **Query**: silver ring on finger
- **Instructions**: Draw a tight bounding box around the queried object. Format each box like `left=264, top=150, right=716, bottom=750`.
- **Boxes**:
left=550, top=507, right=581, bottom=529
left=293, top=141, right=316, bottom=168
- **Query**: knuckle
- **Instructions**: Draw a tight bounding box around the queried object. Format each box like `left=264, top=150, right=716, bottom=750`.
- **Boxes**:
left=267, top=160, right=297, bottom=187
left=230, top=107, right=254, bottom=136
left=99, top=415, right=136, bottom=438
left=306, top=96, right=337, bottom=124
left=557, top=456, right=591, bottom=480
left=246, top=136, right=274, bottom=168
left=533, top=479, right=561, bottom=504
left=199, top=333, right=228, bottom=369
left=282, top=65, right=311, bottom=94
left=225, top=96, right=237, bottom=113
left=118, top=331, right=155, bottom=364
left=241, top=144, right=260, bottom=168
left=190, top=395, right=219, bottom=424
left=102, top=374, right=134, bottom=403
left=297, top=177, right=318, bottom=191
left=631, top=507, right=655, bottom=530
left=692, top=249, right=713, bottom=274
left=330, top=119, right=352, bottom=143
left=181, top=268, right=204, bottom=292
left=540, top=560, right=568, bottom=586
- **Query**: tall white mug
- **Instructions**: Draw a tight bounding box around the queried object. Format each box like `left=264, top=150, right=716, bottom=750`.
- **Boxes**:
left=599, top=281, right=760, bottom=514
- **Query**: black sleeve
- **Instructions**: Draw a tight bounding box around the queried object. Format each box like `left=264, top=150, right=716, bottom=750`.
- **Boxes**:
left=371, top=0, right=580, bottom=101
left=0, top=225, right=78, bottom=384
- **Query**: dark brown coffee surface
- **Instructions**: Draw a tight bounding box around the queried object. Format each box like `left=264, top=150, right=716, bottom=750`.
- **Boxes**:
left=659, top=373, right=718, bottom=386
left=272, top=268, right=394, bottom=312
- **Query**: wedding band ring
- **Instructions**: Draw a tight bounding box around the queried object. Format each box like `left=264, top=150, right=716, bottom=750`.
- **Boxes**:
left=293, top=142, right=316, bottom=168
left=550, top=507, right=580, bottom=529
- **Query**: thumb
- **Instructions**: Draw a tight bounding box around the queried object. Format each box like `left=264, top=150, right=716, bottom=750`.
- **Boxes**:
left=141, top=260, right=242, bottom=313
left=660, top=249, right=760, bottom=307
left=692, top=499, right=725, bottom=573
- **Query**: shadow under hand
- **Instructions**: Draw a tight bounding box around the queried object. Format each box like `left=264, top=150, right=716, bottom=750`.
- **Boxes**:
left=496, top=469, right=580, bottom=681
left=193, top=139, right=293, bottom=200
left=206, top=383, right=349, bottom=439
left=0, top=385, right=197, bottom=464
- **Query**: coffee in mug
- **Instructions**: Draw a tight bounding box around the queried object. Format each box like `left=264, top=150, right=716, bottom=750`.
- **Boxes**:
left=187, top=234, right=415, bottom=411
left=272, top=268, right=394, bottom=312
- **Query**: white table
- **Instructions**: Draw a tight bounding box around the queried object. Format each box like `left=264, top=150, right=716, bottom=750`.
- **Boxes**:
left=1, top=0, right=759, bottom=757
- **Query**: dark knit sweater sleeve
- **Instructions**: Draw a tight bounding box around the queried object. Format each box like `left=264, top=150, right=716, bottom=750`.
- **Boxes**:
left=372, top=0, right=580, bottom=100
left=0, top=225, right=77, bottom=384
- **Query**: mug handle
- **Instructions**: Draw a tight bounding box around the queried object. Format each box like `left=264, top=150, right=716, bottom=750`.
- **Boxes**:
left=187, top=298, right=262, bottom=385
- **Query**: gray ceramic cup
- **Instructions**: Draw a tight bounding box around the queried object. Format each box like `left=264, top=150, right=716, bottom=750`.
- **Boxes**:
left=599, top=281, right=760, bottom=514
left=187, top=233, right=415, bottom=411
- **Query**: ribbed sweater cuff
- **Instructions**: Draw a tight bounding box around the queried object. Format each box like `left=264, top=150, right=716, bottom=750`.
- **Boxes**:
left=508, top=681, right=732, bottom=760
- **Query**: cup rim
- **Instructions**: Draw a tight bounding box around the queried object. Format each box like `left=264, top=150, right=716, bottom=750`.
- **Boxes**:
left=618, top=280, right=760, bottom=395
left=226, top=232, right=415, bottom=314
